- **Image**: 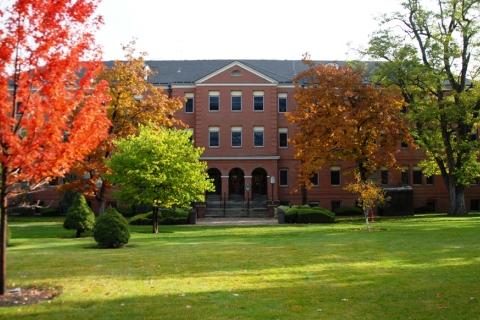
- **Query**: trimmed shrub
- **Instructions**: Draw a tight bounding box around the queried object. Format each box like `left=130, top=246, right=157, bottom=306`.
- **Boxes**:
left=63, top=193, right=95, bottom=237
left=284, top=206, right=335, bottom=223
left=94, top=207, right=130, bottom=248
left=335, top=206, right=363, bottom=216
left=128, top=212, right=152, bottom=225
left=129, top=208, right=190, bottom=225
left=59, top=190, right=78, bottom=214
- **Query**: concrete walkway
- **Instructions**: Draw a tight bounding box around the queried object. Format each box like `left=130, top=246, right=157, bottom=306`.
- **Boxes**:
left=197, top=217, right=278, bottom=226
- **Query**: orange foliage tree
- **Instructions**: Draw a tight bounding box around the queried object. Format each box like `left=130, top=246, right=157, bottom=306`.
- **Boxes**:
left=345, top=172, right=387, bottom=231
left=65, top=42, right=184, bottom=212
left=0, top=0, right=110, bottom=295
left=289, top=61, right=410, bottom=200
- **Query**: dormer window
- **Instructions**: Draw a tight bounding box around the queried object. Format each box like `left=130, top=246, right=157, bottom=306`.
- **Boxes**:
left=231, top=69, right=241, bottom=77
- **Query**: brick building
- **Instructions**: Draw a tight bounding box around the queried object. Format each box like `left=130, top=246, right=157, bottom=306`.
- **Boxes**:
left=141, top=59, right=480, bottom=215
left=23, top=59, right=480, bottom=215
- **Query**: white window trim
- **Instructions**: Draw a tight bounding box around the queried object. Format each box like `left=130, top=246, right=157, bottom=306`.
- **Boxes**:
left=253, top=126, right=264, bottom=148
left=185, top=93, right=194, bottom=113
left=412, top=166, right=423, bottom=185
left=279, top=128, right=288, bottom=148
left=330, top=166, right=341, bottom=186
left=209, top=127, right=220, bottom=148
left=278, top=93, right=288, bottom=113
left=209, top=91, right=220, bottom=112
left=231, top=91, right=242, bottom=112
left=310, top=172, right=319, bottom=187
left=231, top=127, right=242, bottom=148
left=253, top=91, right=264, bottom=112
left=279, top=169, right=289, bottom=187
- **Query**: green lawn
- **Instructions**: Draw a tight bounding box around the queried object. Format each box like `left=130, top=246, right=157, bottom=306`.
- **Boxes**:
left=2, top=215, right=480, bottom=319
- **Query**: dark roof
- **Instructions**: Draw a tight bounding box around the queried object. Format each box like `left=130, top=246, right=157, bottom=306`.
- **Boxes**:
left=106, top=60, right=378, bottom=85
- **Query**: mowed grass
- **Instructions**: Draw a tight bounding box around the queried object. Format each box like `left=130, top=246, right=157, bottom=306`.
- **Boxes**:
left=2, top=215, right=480, bottom=320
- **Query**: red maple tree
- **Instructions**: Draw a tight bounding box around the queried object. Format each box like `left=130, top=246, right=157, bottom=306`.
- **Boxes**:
left=0, top=0, right=110, bottom=295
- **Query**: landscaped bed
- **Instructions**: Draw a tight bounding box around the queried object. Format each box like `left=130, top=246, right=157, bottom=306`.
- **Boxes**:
left=2, top=215, right=480, bottom=319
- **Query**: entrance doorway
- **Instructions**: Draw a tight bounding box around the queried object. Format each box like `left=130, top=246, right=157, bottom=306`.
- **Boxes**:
left=252, top=168, right=268, bottom=200
left=207, top=168, right=222, bottom=195
left=229, top=168, right=245, bottom=200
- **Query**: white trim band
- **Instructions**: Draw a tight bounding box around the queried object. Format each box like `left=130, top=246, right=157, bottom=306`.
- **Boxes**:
left=201, top=156, right=280, bottom=160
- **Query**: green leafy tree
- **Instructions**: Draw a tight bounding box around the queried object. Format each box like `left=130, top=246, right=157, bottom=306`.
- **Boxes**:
left=367, top=0, right=480, bottom=215
left=107, top=125, right=214, bottom=233
left=66, top=42, right=184, bottom=213
left=63, top=194, right=96, bottom=238
left=93, top=207, right=130, bottom=248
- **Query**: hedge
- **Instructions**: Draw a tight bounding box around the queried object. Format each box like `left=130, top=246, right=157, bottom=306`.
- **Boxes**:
left=334, top=206, right=364, bottom=216
left=129, top=208, right=190, bottom=225
left=283, top=205, right=335, bottom=224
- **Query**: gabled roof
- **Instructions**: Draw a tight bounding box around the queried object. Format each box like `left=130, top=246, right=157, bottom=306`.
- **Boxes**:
left=195, top=61, right=279, bottom=84
left=120, top=60, right=379, bottom=85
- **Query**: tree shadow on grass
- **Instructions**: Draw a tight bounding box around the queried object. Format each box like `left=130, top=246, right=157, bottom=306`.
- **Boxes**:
left=4, top=261, right=480, bottom=320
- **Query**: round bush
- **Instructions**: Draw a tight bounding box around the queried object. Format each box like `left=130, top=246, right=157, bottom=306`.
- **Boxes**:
left=63, top=193, right=95, bottom=237
left=94, top=208, right=130, bottom=248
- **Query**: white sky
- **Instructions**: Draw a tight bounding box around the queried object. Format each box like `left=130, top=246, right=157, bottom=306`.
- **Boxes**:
left=96, top=0, right=403, bottom=61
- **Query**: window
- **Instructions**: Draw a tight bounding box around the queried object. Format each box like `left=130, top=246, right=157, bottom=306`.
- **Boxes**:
left=231, top=127, right=242, bottom=147
left=426, top=199, right=436, bottom=212
left=279, top=169, right=288, bottom=186
left=231, top=69, right=241, bottom=77
left=401, top=167, right=410, bottom=185
left=209, top=127, right=219, bottom=147
left=331, top=200, right=342, bottom=212
left=330, top=166, right=341, bottom=186
left=186, top=128, right=194, bottom=142
left=209, top=91, right=220, bottom=111
left=413, top=167, right=423, bottom=185
left=253, top=126, right=264, bottom=147
left=185, top=93, right=194, bottom=113
left=279, top=128, right=288, bottom=148
left=253, top=91, right=264, bottom=111
left=310, top=172, right=319, bottom=186
left=471, top=199, right=480, bottom=211
left=381, top=169, right=389, bottom=185
left=278, top=93, right=287, bottom=112
left=231, top=91, right=242, bottom=111
left=426, top=175, right=434, bottom=185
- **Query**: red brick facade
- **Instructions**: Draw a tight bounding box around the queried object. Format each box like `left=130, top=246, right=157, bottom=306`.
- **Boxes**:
left=170, top=61, right=480, bottom=213
left=25, top=60, right=480, bottom=214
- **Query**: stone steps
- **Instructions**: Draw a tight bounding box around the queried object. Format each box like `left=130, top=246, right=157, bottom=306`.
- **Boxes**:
left=205, top=206, right=268, bottom=218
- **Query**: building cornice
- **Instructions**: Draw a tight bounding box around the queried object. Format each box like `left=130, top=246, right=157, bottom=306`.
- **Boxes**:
left=200, top=156, right=281, bottom=160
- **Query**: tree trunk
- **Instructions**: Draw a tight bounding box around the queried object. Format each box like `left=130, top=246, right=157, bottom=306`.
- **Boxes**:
left=96, top=182, right=107, bottom=214
left=454, top=186, right=467, bottom=215
left=301, top=185, right=307, bottom=205
left=445, top=175, right=467, bottom=216
left=363, top=208, right=370, bottom=232
left=0, top=167, right=8, bottom=295
left=152, top=207, right=159, bottom=234
left=75, top=229, right=82, bottom=238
